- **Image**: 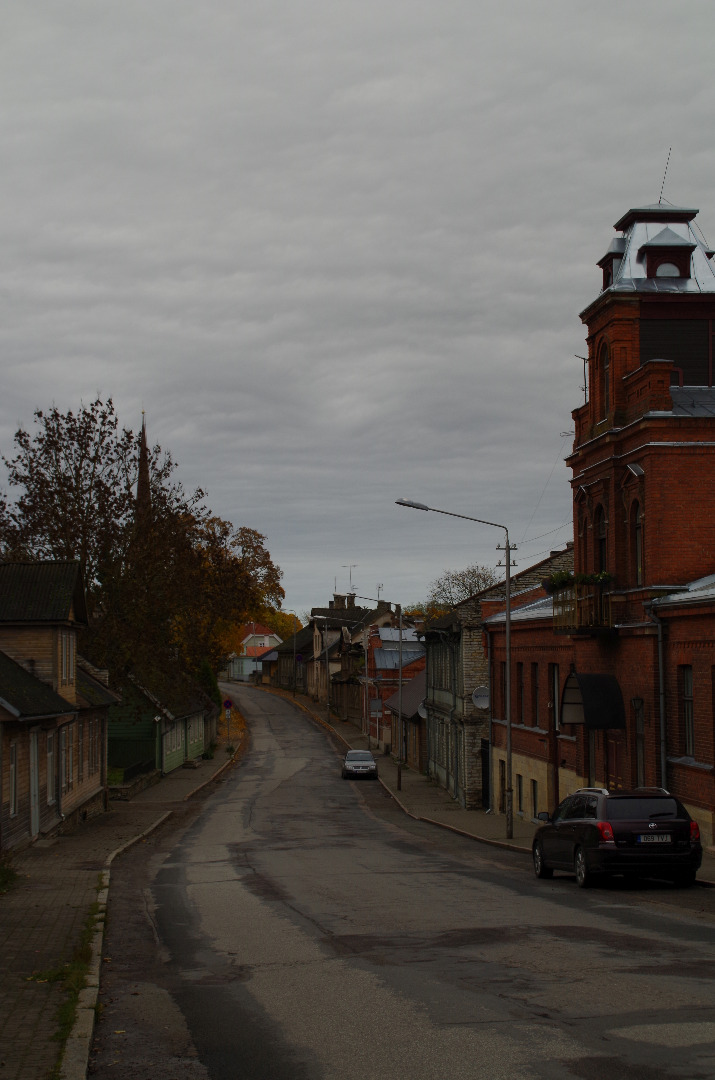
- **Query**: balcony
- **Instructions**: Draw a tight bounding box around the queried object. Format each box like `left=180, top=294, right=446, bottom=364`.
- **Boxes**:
left=553, top=583, right=614, bottom=634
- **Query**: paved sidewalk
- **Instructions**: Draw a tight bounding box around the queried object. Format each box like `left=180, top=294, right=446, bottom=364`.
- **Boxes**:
left=263, top=685, right=715, bottom=882
left=0, top=742, right=239, bottom=1080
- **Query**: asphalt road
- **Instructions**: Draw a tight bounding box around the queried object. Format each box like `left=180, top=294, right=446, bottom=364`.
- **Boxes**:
left=90, top=686, right=715, bottom=1079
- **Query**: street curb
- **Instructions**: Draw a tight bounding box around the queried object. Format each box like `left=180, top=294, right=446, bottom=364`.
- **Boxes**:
left=59, top=745, right=241, bottom=1080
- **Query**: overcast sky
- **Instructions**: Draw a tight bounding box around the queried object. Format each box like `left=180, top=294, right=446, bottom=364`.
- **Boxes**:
left=2, top=2, right=714, bottom=617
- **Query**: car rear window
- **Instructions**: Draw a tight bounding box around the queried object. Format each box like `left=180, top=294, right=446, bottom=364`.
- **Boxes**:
left=605, top=797, right=679, bottom=820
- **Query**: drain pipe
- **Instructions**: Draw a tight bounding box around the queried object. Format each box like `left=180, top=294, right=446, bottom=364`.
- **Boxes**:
left=646, top=603, right=667, bottom=788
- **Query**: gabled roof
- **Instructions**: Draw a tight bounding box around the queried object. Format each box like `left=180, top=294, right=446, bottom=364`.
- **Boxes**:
left=0, top=650, right=75, bottom=720
left=76, top=662, right=121, bottom=709
left=0, top=562, right=88, bottom=625
left=238, top=622, right=280, bottom=641
left=383, top=670, right=426, bottom=719
left=274, top=625, right=315, bottom=659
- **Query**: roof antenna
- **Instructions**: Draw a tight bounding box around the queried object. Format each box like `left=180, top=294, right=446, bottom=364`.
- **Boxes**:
left=659, top=147, right=671, bottom=205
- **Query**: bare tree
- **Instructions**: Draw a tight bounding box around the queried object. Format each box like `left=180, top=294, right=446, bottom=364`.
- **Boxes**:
left=426, top=563, right=499, bottom=608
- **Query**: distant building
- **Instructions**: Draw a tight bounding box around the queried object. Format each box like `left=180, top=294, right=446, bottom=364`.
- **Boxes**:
left=227, top=622, right=283, bottom=681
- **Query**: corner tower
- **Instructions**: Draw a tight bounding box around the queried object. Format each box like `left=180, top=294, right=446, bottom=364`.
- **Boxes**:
left=567, top=202, right=715, bottom=618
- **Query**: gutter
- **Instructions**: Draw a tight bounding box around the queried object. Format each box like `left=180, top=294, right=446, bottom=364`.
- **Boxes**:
left=646, top=603, right=668, bottom=788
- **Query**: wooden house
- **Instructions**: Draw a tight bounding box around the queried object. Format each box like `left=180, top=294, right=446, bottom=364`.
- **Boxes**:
left=0, top=562, right=113, bottom=851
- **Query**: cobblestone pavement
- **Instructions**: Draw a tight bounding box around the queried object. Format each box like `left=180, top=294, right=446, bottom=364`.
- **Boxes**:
left=1, top=685, right=713, bottom=1080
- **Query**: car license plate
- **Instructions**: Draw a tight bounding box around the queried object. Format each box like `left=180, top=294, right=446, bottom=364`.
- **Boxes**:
left=637, top=834, right=671, bottom=843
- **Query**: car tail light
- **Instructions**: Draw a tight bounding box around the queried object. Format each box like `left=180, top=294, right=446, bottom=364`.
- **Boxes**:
left=596, top=821, right=614, bottom=842
left=690, top=821, right=701, bottom=842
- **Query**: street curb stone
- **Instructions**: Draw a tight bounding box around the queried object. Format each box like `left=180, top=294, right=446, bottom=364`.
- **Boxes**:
left=58, top=743, right=241, bottom=1080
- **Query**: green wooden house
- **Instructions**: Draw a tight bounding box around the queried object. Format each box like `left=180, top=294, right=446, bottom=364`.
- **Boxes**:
left=108, top=670, right=211, bottom=778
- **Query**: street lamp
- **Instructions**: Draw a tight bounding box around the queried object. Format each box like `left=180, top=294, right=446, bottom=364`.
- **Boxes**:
left=311, top=615, right=332, bottom=725
left=395, top=498, right=515, bottom=839
left=355, top=595, right=404, bottom=791
left=287, top=611, right=298, bottom=696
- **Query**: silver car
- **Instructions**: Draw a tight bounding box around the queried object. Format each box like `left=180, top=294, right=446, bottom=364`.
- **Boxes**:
left=341, top=749, right=378, bottom=780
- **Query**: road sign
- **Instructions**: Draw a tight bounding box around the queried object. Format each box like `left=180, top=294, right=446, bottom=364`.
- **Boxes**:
left=223, top=699, right=233, bottom=709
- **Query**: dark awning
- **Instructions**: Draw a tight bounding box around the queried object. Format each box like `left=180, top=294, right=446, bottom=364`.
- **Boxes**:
left=561, top=672, right=626, bottom=730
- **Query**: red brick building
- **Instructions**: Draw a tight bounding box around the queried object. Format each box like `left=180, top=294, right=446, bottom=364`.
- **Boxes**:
left=485, top=201, right=715, bottom=846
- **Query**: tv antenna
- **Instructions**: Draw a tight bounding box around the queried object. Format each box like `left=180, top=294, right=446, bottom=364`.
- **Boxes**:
left=659, top=147, right=671, bottom=204
left=342, top=564, right=358, bottom=592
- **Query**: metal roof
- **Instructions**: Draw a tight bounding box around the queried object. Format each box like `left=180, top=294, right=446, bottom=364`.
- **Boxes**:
left=483, top=594, right=554, bottom=626
left=585, top=204, right=715, bottom=307
left=378, top=628, right=420, bottom=644
left=669, top=387, right=715, bottom=417
left=652, top=572, right=715, bottom=609
left=373, top=645, right=425, bottom=670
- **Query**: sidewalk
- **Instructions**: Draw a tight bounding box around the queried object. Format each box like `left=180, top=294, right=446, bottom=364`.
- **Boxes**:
left=0, top=740, right=240, bottom=1080
left=267, top=686, right=715, bottom=883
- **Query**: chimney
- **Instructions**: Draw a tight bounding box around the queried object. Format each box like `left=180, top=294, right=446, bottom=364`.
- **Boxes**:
left=333, top=594, right=346, bottom=610
left=346, top=594, right=355, bottom=609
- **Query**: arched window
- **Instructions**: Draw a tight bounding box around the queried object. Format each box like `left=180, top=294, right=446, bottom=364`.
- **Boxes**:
left=581, top=517, right=589, bottom=574
left=655, top=262, right=680, bottom=277
left=632, top=501, right=643, bottom=585
left=599, top=343, right=610, bottom=419
left=594, top=506, right=607, bottom=573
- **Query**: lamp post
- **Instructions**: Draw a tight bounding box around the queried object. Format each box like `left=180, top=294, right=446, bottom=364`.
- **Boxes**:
left=312, top=616, right=332, bottom=725
left=395, top=498, right=515, bottom=839
left=355, top=596, right=404, bottom=790
left=287, top=611, right=298, bottom=696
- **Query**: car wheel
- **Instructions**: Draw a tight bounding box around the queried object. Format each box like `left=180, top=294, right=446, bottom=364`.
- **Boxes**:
left=533, top=841, right=553, bottom=879
left=574, top=846, right=592, bottom=888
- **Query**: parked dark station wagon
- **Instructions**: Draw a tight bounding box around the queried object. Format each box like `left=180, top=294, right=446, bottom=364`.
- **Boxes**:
left=533, top=787, right=702, bottom=888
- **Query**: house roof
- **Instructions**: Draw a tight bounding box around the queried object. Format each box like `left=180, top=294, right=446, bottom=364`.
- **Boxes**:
left=383, top=671, right=426, bottom=719
left=0, top=650, right=75, bottom=720
left=0, top=562, right=88, bottom=625
left=238, top=622, right=279, bottom=640
left=274, top=625, right=315, bottom=660
left=124, top=668, right=212, bottom=721
left=374, top=645, right=425, bottom=670
left=652, top=572, right=715, bottom=610
left=378, top=628, right=420, bottom=645
left=669, top=386, right=715, bottom=418
left=76, top=663, right=121, bottom=709
left=483, top=594, right=554, bottom=626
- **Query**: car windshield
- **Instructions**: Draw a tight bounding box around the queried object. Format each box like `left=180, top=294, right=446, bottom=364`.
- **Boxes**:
left=606, top=797, right=679, bottom=820
left=346, top=751, right=373, bottom=761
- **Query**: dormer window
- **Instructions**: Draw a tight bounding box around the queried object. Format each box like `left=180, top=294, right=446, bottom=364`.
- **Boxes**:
left=641, top=227, right=695, bottom=280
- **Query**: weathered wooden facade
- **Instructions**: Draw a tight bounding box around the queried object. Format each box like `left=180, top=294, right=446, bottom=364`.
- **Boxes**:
left=0, top=562, right=112, bottom=852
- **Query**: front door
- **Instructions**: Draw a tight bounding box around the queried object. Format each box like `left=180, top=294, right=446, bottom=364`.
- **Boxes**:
left=29, top=730, right=40, bottom=838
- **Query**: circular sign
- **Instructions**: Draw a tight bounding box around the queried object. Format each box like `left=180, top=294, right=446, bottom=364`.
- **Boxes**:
left=223, top=699, right=233, bottom=709
left=471, top=685, right=489, bottom=709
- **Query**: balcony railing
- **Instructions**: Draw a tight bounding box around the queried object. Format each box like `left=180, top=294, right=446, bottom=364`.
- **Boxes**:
left=553, top=583, right=613, bottom=633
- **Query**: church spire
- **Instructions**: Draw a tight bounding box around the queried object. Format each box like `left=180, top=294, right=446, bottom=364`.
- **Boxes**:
left=135, top=412, right=152, bottom=531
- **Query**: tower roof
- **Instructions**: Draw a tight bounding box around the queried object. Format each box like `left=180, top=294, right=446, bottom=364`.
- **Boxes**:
left=584, top=201, right=715, bottom=315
